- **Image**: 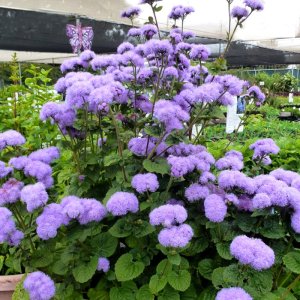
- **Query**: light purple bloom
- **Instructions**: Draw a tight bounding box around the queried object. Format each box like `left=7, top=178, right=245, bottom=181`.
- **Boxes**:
left=0, top=130, right=26, bottom=150
left=24, top=160, right=52, bottom=182
left=216, top=287, right=252, bottom=300
left=168, top=5, right=195, bottom=20
left=117, top=42, right=134, bottom=54
left=215, top=156, right=243, bottom=171
left=248, top=85, right=265, bottom=102
left=158, top=224, right=193, bottom=248
left=61, top=196, right=84, bottom=219
left=97, top=257, right=110, bottom=272
left=128, top=28, right=142, bottom=38
left=29, top=147, right=60, bottom=165
left=132, top=173, right=159, bottom=193
left=270, top=168, right=299, bottom=186
left=24, top=271, right=55, bottom=300
left=0, top=178, right=24, bottom=205
left=230, top=235, right=275, bottom=270
left=106, top=192, right=139, bottom=216
left=249, top=138, right=279, bottom=160
left=9, top=156, right=30, bottom=170
left=204, top=194, right=227, bottom=223
left=78, top=198, right=107, bottom=225
left=21, top=183, right=48, bottom=212
left=128, top=137, right=155, bottom=157
left=149, top=204, right=187, bottom=227
left=141, top=24, right=158, bottom=40
left=0, top=161, right=13, bottom=178
left=244, top=0, right=264, bottom=11
left=185, top=183, right=210, bottom=202
left=291, top=211, right=300, bottom=233
left=190, top=45, right=211, bottom=61
left=80, top=50, right=96, bottom=61
left=121, top=7, right=141, bottom=19
left=199, top=171, right=216, bottom=184
left=252, top=193, right=272, bottom=209
left=231, top=6, right=249, bottom=19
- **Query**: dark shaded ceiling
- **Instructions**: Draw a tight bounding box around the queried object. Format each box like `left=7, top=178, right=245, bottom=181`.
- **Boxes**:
left=1, top=7, right=300, bottom=66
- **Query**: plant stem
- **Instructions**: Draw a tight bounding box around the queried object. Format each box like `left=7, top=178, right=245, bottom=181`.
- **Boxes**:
left=279, top=274, right=300, bottom=300
left=151, top=4, right=161, bottom=39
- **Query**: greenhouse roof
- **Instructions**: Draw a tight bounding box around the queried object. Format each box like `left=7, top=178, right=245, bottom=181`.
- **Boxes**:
left=0, top=0, right=300, bottom=66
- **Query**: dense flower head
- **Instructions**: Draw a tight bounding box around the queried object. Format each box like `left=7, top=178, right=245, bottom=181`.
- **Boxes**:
left=291, top=211, right=300, bottom=233
left=0, top=130, right=26, bottom=150
left=158, top=224, right=193, bottom=248
left=252, top=193, right=272, bottom=209
left=24, top=271, right=55, bottom=300
left=190, top=45, right=211, bottom=61
left=270, top=168, right=299, bottom=186
left=9, top=156, right=30, bottom=170
left=80, top=50, right=96, bottom=62
left=215, top=150, right=244, bottom=171
left=24, top=160, right=52, bottom=182
left=216, top=75, right=247, bottom=96
left=231, top=6, right=249, bottom=19
left=106, top=192, right=139, bottom=216
left=0, top=178, right=24, bottom=205
left=244, top=0, right=264, bottom=11
left=168, top=5, right=195, bottom=20
left=204, top=194, right=227, bottom=222
left=97, top=257, right=110, bottom=272
left=149, top=204, right=187, bottom=227
left=36, top=203, right=70, bottom=240
left=21, top=183, right=49, bottom=212
left=230, top=235, right=275, bottom=270
left=128, top=27, right=142, bottom=38
left=249, top=138, right=280, bottom=160
left=77, top=198, right=107, bottom=224
left=216, top=287, right=253, bottom=300
left=199, top=171, right=216, bottom=184
left=128, top=137, right=155, bottom=157
left=167, top=156, right=195, bottom=177
left=248, top=85, right=265, bottom=102
left=61, top=196, right=84, bottom=219
left=141, top=24, right=158, bottom=39
left=60, top=57, right=87, bottom=73
left=117, top=42, right=135, bottom=54
left=28, top=147, right=60, bottom=165
left=185, top=183, right=210, bottom=202
left=131, top=173, right=159, bottom=193
left=121, top=6, right=141, bottom=19
left=65, top=81, right=93, bottom=109
left=0, top=161, right=13, bottom=178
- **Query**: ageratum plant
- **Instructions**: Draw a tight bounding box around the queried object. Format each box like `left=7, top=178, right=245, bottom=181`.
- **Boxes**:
left=1, top=0, right=300, bottom=299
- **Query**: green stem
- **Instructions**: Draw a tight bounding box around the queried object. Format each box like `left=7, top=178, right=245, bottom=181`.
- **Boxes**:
left=151, top=4, right=161, bottom=39
left=279, top=274, right=300, bottom=300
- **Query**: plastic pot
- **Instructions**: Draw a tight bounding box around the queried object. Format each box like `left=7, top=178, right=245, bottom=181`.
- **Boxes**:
left=0, top=274, right=24, bottom=300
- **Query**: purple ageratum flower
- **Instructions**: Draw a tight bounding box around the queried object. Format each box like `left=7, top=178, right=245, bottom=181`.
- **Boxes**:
left=231, top=6, right=249, bottom=19
left=249, top=138, right=279, bottom=160
left=106, top=192, right=139, bottom=216
left=185, top=183, right=210, bottom=202
left=28, top=147, right=60, bottom=165
left=0, top=161, right=13, bottom=178
left=0, top=130, right=26, bottom=150
left=199, top=171, right=216, bottom=184
left=65, top=81, right=93, bottom=109
left=216, top=287, right=253, bottom=300
left=141, top=24, right=158, bottom=40
left=215, top=156, right=243, bottom=171
left=154, top=100, right=190, bottom=132
left=97, top=257, right=110, bottom=272
left=131, top=173, right=159, bottom=194
left=168, top=5, right=195, bottom=20
left=128, top=137, right=155, bottom=157
left=158, top=224, right=193, bottom=248
left=226, top=150, right=243, bottom=161
left=8, top=229, right=24, bottom=246
left=291, top=211, right=300, bottom=233
left=236, top=194, right=254, bottom=212
left=149, top=204, right=187, bottom=227
left=292, top=178, right=300, bottom=191
left=175, top=42, right=192, bottom=54
left=54, top=77, right=66, bottom=93
left=163, top=67, right=179, bottom=80
left=244, top=0, right=264, bottom=11
left=78, top=198, right=107, bottom=225
left=21, top=183, right=49, bottom=212
left=270, top=168, right=299, bottom=186
left=91, top=55, right=117, bottom=71
left=252, top=193, right=272, bottom=209
left=204, top=194, right=227, bottom=223
left=24, top=271, right=55, bottom=300
left=127, top=28, right=142, bottom=38
left=9, top=156, right=30, bottom=170
left=97, top=137, right=107, bottom=147
left=230, top=235, right=275, bottom=270
left=80, top=50, right=96, bottom=62
left=193, top=82, right=223, bottom=104
left=248, top=85, right=265, bottom=102
left=225, top=193, right=239, bottom=206
left=190, top=45, right=211, bottom=61
left=88, top=86, right=113, bottom=113
left=60, top=196, right=84, bottom=219
left=122, top=51, right=144, bottom=67
left=60, top=57, right=87, bottom=73
left=24, top=160, right=52, bottom=182
left=121, top=6, right=141, bottom=19
left=0, top=178, right=24, bottom=205
left=36, top=203, right=70, bottom=240
left=216, top=75, right=248, bottom=96
left=117, top=42, right=134, bottom=54
left=167, top=156, right=194, bottom=177
left=182, top=31, right=196, bottom=39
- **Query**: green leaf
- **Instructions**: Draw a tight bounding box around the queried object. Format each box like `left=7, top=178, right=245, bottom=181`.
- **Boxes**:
left=149, top=274, right=168, bottom=294
left=109, top=219, right=132, bottom=238
left=181, top=285, right=197, bottom=300
left=167, top=253, right=181, bottom=265
left=104, top=153, right=121, bottom=167
left=260, top=217, right=286, bottom=239
left=136, top=285, right=154, bottom=300
left=198, top=259, right=216, bottom=280
left=154, top=5, right=163, bottom=12
left=158, top=285, right=180, bottom=300
left=72, top=256, right=98, bottom=283
left=115, top=253, right=145, bottom=282
left=143, top=158, right=170, bottom=175
left=211, top=267, right=226, bottom=288
left=283, top=251, right=300, bottom=274
left=167, top=270, right=191, bottom=292
left=30, top=248, right=53, bottom=268
left=110, top=285, right=136, bottom=300
left=144, top=126, right=162, bottom=138
left=0, top=255, right=4, bottom=272
left=181, top=238, right=209, bottom=256
left=134, top=220, right=155, bottom=238
left=198, top=287, right=217, bottom=300
left=12, top=276, right=29, bottom=300
left=97, top=233, right=118, bottom=257
left=216, top=243, right=233, bottom=260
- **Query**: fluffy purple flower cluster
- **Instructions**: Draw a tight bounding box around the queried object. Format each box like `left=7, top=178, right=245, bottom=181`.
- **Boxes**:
left=121, top=7, right=141, bottom=19
left=244, top=0, right=264, bottom=11
left=21, top=182, right=49, bottom=212
left=97, top=257, right=110, bottom=272
left=24, top=271, right=55, bottom=300
left=0, top=161, right=13, bottom=178
left=106, top=192, right=139, bottom=216
left=168, top=5, right=195, bottom=20
left=230, top=235, right=275, bottom=270
left=150, top=204, right=193, bottom=248
left=131, top=173, right=159, bottom=193
left=28, top=147, right=60, bottom=164
left=216, top=287, right=252, bottom=300
left=249, top=138, right=280, bottom=162
left=215, top=150, right=244, bottom=171
left=0, top=130, right=26, bottom=151
left=0, top=178, right=24, bottom=205
left=204, top=194, right=227, bottom=223
left=231, top=6, right=249, bottom=20
left=0, top=207, right=24, bottom=246
left=36, top=196, right=107, bottom=240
